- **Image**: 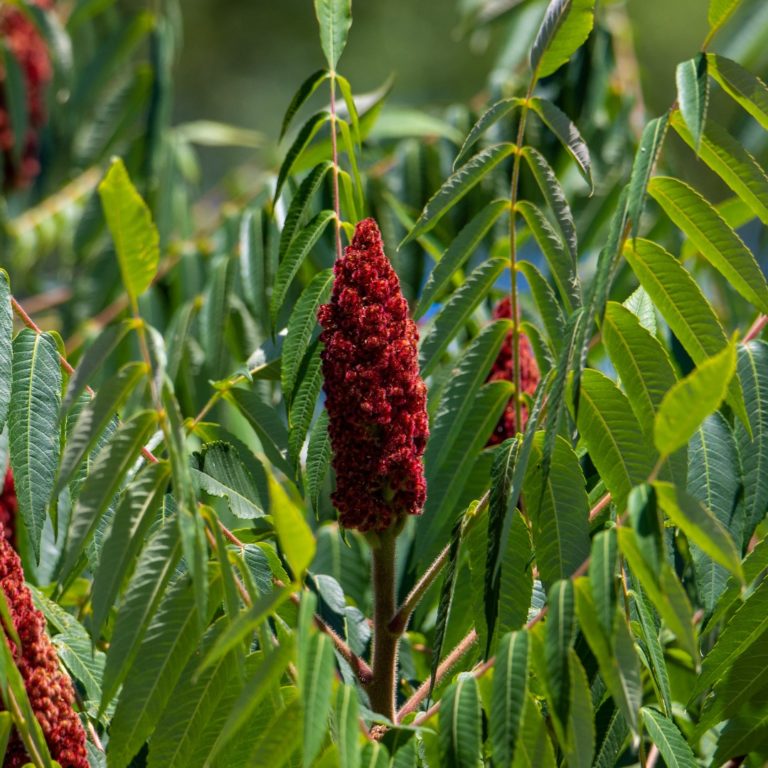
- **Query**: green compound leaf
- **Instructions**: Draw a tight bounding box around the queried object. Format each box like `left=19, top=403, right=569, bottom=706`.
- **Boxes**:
left=98, top=157, right=160, bottom=301
left=653, top=338, right=736, bottom=457
left=8, top=329, right=61, bottom=561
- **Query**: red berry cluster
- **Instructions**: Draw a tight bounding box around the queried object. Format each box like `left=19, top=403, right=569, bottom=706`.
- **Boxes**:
left=0, top=468, right=16, bottom=549
left=486, top=297, right=540, bottom=445
left=0, top=476, right=88, bottom=768
left=0, top=0, right=53, bottom=190
left=318, top=219, right=429, bottom=532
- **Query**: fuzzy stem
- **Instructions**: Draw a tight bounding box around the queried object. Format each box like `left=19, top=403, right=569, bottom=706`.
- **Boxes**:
left=366, top=527, right=399, bottom=719
left=396, top=629, right=478, bottom=723
left=389, top=542, right=450, bottom=635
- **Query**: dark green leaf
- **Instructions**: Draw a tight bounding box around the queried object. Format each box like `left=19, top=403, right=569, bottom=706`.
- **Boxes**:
left=8, top=329, right=61, bottom=560
left=439, top=673, right=482, bottom=768
left=491, top=631, right=529, bottom=767
left=271, top=210, right=335, bottom=325
left=274, top=112, right=331, bottom=202
left=627, top=114, right=669, bottom=238
left=314, top=0, right=352, bottom=70
left=0, top=272, right=10, bottom=436
left=453, top=98, right=523, bottom=170
left=306, top=410, right=331, bottom=515
left=402, top=143, right=517, bottom=244
left=529, top=97, right=592, bottom=190
left=641, top=707, right=697, bottom=768
left=280, top=70, right=330, bottom=140
left=675, top=54, right=709, bottom=149
left=530, top=0, right=595, bottom=79
left=301, top=632, right=335, bottom=766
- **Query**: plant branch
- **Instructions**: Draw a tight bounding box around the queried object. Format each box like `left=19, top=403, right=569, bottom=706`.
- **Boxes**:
left=365, top=528, right=400, bottom=719
left=396, top=628, right=478, bottom=724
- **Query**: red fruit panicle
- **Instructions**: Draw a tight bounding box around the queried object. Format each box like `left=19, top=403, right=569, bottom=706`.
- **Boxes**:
left=486, top=296, right=540, bottom=445
left=0, top=0, right=53, bottom=190
left=0, top=487, right=88, bottom=768
left=0, top=468, right=17, bottom=548
left=318, top=218, right=429, bottom=533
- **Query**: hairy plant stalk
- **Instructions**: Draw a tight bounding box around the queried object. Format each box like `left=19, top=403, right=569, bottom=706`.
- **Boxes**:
left=366, top=528, right=399, bottom=719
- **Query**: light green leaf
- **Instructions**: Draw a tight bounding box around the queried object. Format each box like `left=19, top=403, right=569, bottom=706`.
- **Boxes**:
left=676, top=54, right=709, bottom=149
left=654, top=340, right=736, bottom=456
left=529, top=97, right=592, bottom=190
left=654, top=481, right=742, bottom=579
left=402, top=143, right=517, bottom=244
left=271, top=210, right=335, bottom=325
left=314, top=0, right=352, bottom=70
left=491, top=631, right=529, bottom=767
left=419, top=257, right=507, bottom=377
left=648, top=176, right=768, bottom=313
left=618, top=527, right=697, bottom=660
left=273, top=485, right=316, bottom=577
left=511, top=694, right=557, bottom=768
left=575, top=579, right=641, bottom=734
left=530, top=0, right=596, bottom=79
left=709, top=0, right=741, bottom=30
left=301, top=632, right=335, bottom=767
left=671, top=112, right=768, bottom=226
left=439, top=673, right=482, bottom=768
left=8, top=329, right=61, bottom=560
left=641, top=707, right=697, bottom=768
left=98, top=157, right=159, bottom=301
left=708, top=53, right=768, bottom=131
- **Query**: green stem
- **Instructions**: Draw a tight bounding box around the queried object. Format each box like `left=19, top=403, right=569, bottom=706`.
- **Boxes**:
left=509, top=89, right=534, bottom=434
left=366, top=527, right=399, bottom=719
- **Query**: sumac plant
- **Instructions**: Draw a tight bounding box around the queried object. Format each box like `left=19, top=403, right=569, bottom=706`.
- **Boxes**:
left=1, top=0, right=768, bottom=765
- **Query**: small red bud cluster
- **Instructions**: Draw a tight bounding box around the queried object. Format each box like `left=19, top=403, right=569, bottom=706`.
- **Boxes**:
left=318, top=218, right=429, bottom=533
left=0, top=468, right=17, bottom=549
left=486, top=296, right=540, bottom=445
left=0, top=0, right=53, bottom=190
left=0, top=475, right=89, bottom=768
